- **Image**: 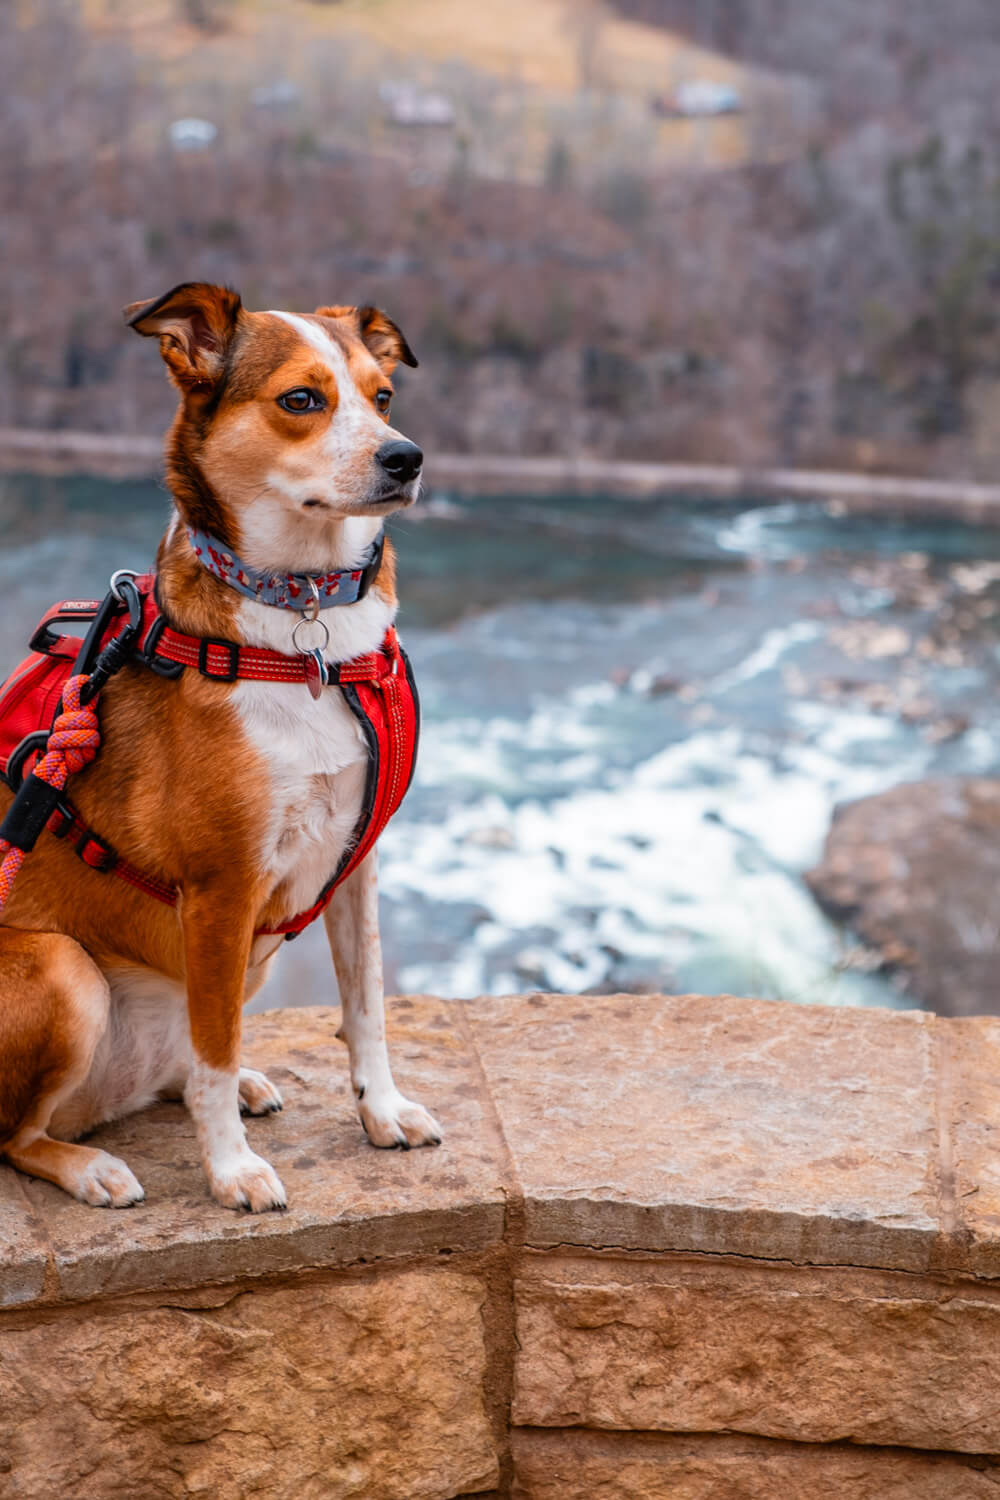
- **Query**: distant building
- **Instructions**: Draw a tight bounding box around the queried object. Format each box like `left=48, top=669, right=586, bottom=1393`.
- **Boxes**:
left=652, top=80, right=743, bottom=118
left=168, top=117, right=218, bottom=151
left=379, top=82, right=455, bottom=128
left=252, top=80, right=301, bottom=110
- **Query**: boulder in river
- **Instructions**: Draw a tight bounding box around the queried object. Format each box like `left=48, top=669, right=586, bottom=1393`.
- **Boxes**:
left=806, top=778, right=1000, bottom=1017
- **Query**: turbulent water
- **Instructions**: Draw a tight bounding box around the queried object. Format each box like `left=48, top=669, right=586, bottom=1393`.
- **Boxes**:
left=3, top=472, right=1000, bottom=1011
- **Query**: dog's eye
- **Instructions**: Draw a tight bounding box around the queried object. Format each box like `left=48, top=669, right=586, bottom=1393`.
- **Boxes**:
left=374, top=389, right=392, bottom=415
left=278, top=388, right=324, bottom=413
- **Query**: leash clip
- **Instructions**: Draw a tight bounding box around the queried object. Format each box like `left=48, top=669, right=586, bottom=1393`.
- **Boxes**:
left=80, top=576, right=144, bottom=703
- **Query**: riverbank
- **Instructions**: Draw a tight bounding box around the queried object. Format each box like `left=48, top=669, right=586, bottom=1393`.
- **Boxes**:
left=3, top=426, right=1000, bottom=521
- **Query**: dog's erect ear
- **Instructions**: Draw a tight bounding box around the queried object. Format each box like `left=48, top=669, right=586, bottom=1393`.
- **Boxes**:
left=315, top=303, right=418, bottom=372
left=124, top=283, right=242, bottom=392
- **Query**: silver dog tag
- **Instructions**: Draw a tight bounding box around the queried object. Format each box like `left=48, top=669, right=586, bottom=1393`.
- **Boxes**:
left=303, top=648, right=329, bottom=700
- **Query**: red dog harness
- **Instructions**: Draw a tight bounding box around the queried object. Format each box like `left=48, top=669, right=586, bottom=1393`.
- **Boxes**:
left=0, top=573, right=419, bottom=938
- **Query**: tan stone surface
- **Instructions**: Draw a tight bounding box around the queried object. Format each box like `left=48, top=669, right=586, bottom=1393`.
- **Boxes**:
left=7, top=1001, right=510, bottom=1303
left=0, top=1266, right=499, bottom=1500
left=0, top=1176, right=48, bottom=1310
left=6, top=990, right=1000, bottom=1308
left=466, top=992, right=942, bottom=1270
left=512, top=1258, right=1000, bottom=1452
left=511, top=1431, right=1000, bottom=1500
left=950, top=1016, right=1000, bottom=1276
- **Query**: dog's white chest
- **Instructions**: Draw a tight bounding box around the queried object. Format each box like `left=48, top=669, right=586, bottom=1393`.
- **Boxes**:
left=235, top=678, right=369, bottom=918
left=232, top=587, right=395, bottom=924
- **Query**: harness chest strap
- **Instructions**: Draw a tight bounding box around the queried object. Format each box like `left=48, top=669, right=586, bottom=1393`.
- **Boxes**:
left=3, top=583, right=420, bottom=939
left=264, top=635, right=420, bottom=937
left=133, top=578, right=394, bottom=686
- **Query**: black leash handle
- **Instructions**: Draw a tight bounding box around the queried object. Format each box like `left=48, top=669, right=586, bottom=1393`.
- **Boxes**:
left=0, top=577, right=145, bottom=852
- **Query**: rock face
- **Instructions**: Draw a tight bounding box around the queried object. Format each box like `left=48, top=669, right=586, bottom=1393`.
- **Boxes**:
left=513, top=1259, right=1000, bottom=1451
left=0, top=1269, right=498, bottom=1500
left=806, top=777, right=1000, bottom=1016
left=511, top=1431, right=1000, bottom=1500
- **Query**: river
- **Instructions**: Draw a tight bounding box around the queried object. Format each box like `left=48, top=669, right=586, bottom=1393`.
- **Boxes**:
left=3, top=471, right=999, bottom=1011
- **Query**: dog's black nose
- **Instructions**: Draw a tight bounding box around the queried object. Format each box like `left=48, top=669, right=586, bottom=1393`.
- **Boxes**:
left=376, top=440, right=423, bottom=484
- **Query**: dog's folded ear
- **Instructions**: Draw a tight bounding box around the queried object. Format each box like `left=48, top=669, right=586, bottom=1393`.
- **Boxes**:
left=124, top=283, right=242, bottom=393
left=358, top=306, right=418, bottom=371
left=315, top=304, right=418, bottom=372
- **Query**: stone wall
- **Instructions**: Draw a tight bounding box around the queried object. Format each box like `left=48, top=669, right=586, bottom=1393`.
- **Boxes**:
left=5, top=424, right=1000, bottom=520
left=2, top=993, right=1000, bottom=1498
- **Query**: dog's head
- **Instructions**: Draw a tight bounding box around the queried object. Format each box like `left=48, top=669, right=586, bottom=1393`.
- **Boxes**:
left=126, top=283, right=421, bottom=535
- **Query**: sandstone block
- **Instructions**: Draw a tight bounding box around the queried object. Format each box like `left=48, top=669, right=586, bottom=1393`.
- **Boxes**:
left=513, top=1258, right=1000, bottom=1452
left=466, top=992, right=941, bottom=1271
left=0, top=1266, right=499, bottom=1500
left=951, top=1015, right=1000, bottom=1275
left=511, top=1430, right=1000, bottom=1500
left=5, top=1001, right=511, bottom=1304
left=0, top=1186, right=47, bottom=1310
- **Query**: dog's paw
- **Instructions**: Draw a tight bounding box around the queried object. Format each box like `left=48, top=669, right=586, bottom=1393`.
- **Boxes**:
left=209, top=1148, right=287, bottom=1213
left=359, top=1088, right=443, bottom=1150
left=238, top=1067, right=284, bottom=1116
left=73, top=1151, right=145, bottom=1208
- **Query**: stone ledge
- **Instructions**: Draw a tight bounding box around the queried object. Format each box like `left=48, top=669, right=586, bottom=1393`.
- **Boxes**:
left=464, top=993, right=955, bottom=1273
left=1, top=1000, right=512, bottom=1307
left=4, top=992, right=1000, bottom=1498
left=510, top=1431, right=1000, bottom=1500
left=4, top=992, right=1000, bottom=1303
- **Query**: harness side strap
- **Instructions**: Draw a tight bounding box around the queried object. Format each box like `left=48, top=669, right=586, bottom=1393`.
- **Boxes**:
left=46, top=800, right=178, bottom=906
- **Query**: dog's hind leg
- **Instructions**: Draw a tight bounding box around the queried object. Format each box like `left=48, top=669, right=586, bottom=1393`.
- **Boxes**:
left=0, top=930, right=144, bottom=1207
left=323, top=850, right=442, bottom=1149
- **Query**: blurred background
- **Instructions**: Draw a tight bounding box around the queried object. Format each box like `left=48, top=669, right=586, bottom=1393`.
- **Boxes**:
left=2, top=0, right=1000, bottom=1015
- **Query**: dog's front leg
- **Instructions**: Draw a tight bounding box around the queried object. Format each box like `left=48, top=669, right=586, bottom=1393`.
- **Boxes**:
left=324, top=850, right=442, bottom=1149
left=181, top=888, right=286, bottom=1211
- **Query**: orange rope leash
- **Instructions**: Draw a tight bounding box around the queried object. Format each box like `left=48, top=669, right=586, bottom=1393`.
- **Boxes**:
left=0, top=676, right=100, bottom=910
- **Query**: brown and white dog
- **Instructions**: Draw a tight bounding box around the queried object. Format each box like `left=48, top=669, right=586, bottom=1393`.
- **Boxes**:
left=0, top=282, right=441, bottom=1212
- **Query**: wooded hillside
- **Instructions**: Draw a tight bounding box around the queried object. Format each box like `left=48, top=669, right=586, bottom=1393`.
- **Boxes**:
left=4, top=0, right=1000, bottom=477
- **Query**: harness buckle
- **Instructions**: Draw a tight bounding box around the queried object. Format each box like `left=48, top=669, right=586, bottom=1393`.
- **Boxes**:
left=198, top=638, right=241, bottom=682
left=136, top=615, right=185, bottom=679
left=47, top=802, right=76, bottom=839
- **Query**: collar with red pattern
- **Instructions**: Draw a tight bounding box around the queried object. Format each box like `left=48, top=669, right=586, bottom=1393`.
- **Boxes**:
left=187, top=526, right=385, bottom=612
